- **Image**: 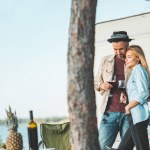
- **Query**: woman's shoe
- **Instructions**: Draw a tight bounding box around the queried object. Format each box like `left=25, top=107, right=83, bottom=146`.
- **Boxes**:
left=106, top=146, right=117, bottom=150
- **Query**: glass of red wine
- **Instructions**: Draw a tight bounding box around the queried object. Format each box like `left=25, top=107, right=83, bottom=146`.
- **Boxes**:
left=118, top=80, right=126, bottom=90
left=108, top=75, right=116, bottom=85
left=118, top=80, right=126, bottom=103
left=108, top=81, right=116, bottom=86
left=108, top=75, right=116, bottom=97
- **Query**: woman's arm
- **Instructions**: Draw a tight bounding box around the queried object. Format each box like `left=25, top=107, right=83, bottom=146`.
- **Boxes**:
left=126, top=65, right=149, bottom=114
left=132, top=65, right=149, bottom=104
left=125, top=100, right=139, bottom=114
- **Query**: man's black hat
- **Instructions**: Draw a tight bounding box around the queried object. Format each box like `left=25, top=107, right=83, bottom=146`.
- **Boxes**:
left=107, top=31, right=133, bottom=43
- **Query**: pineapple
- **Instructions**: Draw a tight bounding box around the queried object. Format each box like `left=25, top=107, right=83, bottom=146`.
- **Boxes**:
left=5, top=106, right=23, bottom=150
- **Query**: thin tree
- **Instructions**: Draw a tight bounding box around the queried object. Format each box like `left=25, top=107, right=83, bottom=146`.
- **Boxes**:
left=68, top=0, right=100, bottom=150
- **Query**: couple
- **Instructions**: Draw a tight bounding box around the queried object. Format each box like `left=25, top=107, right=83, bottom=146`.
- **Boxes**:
left=95, top=31, right=150, bottom=150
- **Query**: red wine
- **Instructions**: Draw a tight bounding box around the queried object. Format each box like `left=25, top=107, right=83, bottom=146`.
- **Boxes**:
left=108, top=81, right=116, bottom=86
left=28, top=110, right=38, bottom=150
left=118, top=87, right=125, bottom=91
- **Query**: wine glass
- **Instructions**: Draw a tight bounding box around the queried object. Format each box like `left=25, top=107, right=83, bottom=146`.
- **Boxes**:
left=118, top=80, right=126, bottom=103
left=108, top=75, right=116, bottom=97
left=108, top=75, right=116, bottom=86
left=118, top=80, right=126, bottom=90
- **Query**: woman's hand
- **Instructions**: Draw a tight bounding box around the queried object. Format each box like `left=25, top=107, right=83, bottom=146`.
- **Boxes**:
left=125, top=105, right=131, bottom=114
left=125, top=100, right=139, bottom=115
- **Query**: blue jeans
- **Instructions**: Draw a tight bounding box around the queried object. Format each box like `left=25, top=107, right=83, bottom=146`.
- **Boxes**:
left=99, top=112, right=129, bottom=150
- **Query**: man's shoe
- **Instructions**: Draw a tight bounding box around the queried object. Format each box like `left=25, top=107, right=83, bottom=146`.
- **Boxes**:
left=106, top=146, right=117, bottom=150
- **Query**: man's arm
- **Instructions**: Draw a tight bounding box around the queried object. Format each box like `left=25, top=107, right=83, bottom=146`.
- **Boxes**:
left=94, top=57, right=112, bottom=94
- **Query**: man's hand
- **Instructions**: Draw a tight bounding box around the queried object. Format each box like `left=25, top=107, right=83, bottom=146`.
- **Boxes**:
left=100, top=82, right=113, bottom=91
left=120, top=92, right=127, bottom=104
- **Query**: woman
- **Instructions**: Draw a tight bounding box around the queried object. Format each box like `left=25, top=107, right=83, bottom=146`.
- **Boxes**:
left=106, top=45, right=150, bottom=150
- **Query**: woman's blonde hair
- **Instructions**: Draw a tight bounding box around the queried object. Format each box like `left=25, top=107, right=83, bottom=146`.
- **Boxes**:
left=127, top=45, right=150, bottom=76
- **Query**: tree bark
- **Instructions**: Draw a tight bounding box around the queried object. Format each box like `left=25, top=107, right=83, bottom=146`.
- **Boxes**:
left=68, top=0, right=100, bottom=150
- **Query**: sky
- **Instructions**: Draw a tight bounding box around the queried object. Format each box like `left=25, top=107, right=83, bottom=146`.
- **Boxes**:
left=0, top=0, right=150, bottom=119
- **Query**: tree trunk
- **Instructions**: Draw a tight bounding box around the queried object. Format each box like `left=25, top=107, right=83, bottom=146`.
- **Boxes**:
left=68, top=0, right=100, bottom=150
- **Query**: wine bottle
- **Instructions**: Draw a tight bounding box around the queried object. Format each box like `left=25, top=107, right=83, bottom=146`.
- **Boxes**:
left=28, top=110, right=39, bottom=150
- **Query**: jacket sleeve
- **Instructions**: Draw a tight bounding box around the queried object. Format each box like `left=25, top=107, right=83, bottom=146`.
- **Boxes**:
left=133, top=66, right=149, bottom=104
left=94, top=57, right=105, bottom=95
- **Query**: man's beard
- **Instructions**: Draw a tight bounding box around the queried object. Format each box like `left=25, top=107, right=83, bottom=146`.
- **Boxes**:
left=116, top=54, right=125, bottom=59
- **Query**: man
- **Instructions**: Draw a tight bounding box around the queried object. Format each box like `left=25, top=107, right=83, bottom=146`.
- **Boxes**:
left=95, top=31, right=133, bottom=150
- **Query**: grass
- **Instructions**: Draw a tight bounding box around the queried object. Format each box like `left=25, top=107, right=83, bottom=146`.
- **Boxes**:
left=0, top=137, right=5, bottom=148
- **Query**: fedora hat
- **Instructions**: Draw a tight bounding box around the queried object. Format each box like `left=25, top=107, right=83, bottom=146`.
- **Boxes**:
left=107, top=31, right=133, bottom=43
